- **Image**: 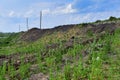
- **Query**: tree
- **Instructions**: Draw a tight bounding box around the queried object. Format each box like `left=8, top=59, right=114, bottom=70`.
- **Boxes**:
left=109, top=16, right=117, bottom=21
left=95, top=20, right=101, bottom=23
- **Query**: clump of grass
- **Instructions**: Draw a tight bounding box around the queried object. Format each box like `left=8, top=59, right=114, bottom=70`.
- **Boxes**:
left=0, top=62, right=7, bottom=80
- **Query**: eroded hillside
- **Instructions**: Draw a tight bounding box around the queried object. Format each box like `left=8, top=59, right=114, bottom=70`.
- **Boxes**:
left=0, top=18, right=120, bottom=80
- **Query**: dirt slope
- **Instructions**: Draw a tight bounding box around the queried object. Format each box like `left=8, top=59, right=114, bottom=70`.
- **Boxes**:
left=1, top=21, right=120, bottom=80
left=20, top=22, right=120, bottom=42
left=20, top=24, right=76, bottom=42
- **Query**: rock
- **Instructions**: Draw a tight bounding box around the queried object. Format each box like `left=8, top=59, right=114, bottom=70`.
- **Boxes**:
left=29, top=64, right=39, bottom=73
left=46, top=43, right=59, bottom=50
left=82, top=50, right=89, bottom=57
left=64, top=41, right=73, bottom=49
left=29, top=73, right=49, bottom=80
left=0, top=55, right=6, bottom=58
left=62, top=54, right=73, bottom=63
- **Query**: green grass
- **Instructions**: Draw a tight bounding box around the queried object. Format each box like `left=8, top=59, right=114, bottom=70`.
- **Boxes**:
left=0, top=25, right=120, bottom=79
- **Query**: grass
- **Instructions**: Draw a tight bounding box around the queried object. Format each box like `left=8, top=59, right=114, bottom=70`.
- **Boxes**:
left=0, top=23, right=120, bottom=79
left=0, top=62, right=7, bottom=80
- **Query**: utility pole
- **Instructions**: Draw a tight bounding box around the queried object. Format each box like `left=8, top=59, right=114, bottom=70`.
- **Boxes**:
left=19, top=25, right=20, bottom=32
left=40, top=11, right=42, bottom=29
left=26, top=17, right=29, bottom=30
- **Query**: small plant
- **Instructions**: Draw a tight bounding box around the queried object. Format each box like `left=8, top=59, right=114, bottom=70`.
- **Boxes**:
left=18, top=63, right=30, bottom=79
left=64, top=65, right=72, bottom=80
left=0, top=62, right=7, bottom=80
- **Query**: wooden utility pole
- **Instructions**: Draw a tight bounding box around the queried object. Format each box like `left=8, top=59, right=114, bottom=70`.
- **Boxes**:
left=40, top=11, right=42, bottom=29
left=26, top=17, right=29, bottom=30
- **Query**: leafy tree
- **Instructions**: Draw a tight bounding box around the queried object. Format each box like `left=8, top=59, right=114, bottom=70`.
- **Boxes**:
left=109, top=16, right=117, bottom=21
left=95, top=20, right=101, bottom=23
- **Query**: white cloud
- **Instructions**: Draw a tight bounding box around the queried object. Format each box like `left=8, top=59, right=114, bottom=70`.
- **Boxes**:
left=29, top=3, right=77, bottom=16
left=1, top=10, right=120, bottom=32
left=1, top=0, right=120, bottom=32
left=36, top=3, right=77, bottom=15
left=64, top=4, right=77, bottom=13
left=24, top=10, right=34, bottom=17
left=6, top=10, right=22, bottom=18
left=68, top=11, right=120, bottom=24
left=52, top=3, right=77, bottom=15
left=42, top=9, right=50, bottom=15
left=8, top=11, right=15, bottom=17
left=1, top=2, right=77, bottom=18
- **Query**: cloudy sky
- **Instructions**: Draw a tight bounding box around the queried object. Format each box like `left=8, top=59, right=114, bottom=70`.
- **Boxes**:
left=0, top=0, right=120, bottom=32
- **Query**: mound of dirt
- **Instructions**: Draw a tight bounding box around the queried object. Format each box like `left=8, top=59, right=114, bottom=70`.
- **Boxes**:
left=1, top=22, right=120, bottom=80
left=20, top=25, right=76, bottom=42
left=20, top=22, right=120, bottom=42
left=52, top=24, right=76, bottom=32
left=90, top=23, right=117, bottom=33
left=20, top=28, right=48, bottom=42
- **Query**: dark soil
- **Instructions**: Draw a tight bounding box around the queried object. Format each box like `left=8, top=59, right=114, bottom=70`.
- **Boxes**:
left=20, top=22, right=119, bottom=42
left=20, top=24, right=76, bottom=42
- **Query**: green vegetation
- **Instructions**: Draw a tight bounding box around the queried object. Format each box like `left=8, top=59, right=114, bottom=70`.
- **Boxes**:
left=0, top=32, right=21, bottom=47
left=109, top=16, right=117, bottom=21
left=0, top=17, right=120, bottom=80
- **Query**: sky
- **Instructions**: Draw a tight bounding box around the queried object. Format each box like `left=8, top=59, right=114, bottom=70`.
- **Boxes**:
left=0, top=0, right=120, bottom=32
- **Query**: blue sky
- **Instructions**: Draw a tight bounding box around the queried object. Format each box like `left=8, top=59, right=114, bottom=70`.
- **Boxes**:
left=0, top=0, right=120, bottom=32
